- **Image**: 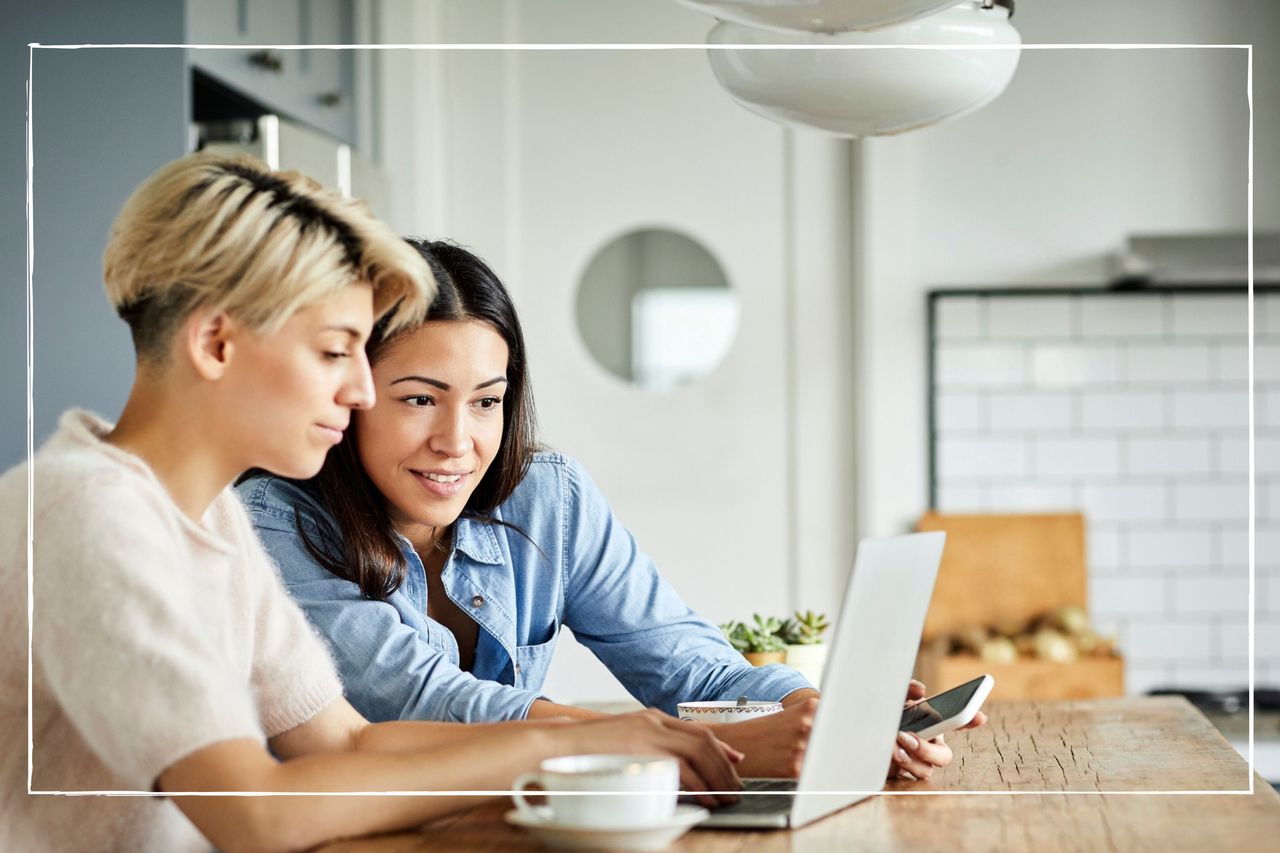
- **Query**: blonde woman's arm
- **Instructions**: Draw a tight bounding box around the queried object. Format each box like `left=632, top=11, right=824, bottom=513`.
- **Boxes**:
left=160, top=698, right=741, bottom=853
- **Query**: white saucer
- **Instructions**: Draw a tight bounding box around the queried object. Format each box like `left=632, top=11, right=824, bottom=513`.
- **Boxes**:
left=504, top=804, right=709, bottom=851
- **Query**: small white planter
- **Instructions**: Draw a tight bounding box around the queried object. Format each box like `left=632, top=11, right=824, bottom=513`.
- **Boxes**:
left=784, top=644, right=829, bottom=687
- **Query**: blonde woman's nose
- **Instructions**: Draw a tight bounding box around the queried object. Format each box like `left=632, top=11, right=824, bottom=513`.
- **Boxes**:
left=339, top=354, right=376, bottom=410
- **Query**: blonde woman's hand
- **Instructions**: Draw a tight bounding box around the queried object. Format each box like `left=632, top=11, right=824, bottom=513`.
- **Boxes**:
left=558, top=709, right=743, bottom=806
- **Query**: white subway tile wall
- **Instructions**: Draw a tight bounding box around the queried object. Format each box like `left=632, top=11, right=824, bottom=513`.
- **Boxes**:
left=1030, top=344, right=1123, bottom=387
left=1170, top=296, right=1247, bottom=337
left=1127, top=343, right=1213, bottom=383
left=935, top=343, right=1027, bottom=386
left=934, top=298, right=984, bottom=339
left=1078, top=295, right=1165, bottom=338
left=1128, top=436, right=1214, bottom=476
left=1126, top=527, right=1215, bottom=569
left=988, top=391, right=1074, bottom=431
left=1079, top=390, right=1166, bottom=430
left=932, top=290, right=1278, bottom=694
left=987, top=296, right=1075, bottom=339
left=1261, top=297, right=1280, bottom=335
left=1258, top=345, right=1280, bottom=382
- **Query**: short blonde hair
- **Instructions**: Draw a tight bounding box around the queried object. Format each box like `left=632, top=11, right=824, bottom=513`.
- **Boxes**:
left=102, top=151, right=435, bottom=359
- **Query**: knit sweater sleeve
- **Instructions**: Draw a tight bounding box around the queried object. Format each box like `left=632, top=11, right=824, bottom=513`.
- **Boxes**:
left=32, top=478, right=264, bottom=791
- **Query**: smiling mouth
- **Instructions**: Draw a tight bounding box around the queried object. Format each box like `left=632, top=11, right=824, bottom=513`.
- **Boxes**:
left=409, top=469, right=473, bottom=499
left=420, top=472, right=464, bottom=483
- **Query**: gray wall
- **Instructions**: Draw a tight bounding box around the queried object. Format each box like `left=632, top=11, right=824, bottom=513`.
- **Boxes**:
left=4, top=1, right=188, bottom=468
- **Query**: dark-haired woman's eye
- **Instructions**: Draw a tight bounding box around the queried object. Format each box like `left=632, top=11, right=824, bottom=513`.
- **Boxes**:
left=402, top=395, right=435, bottom=407
left=476, top=396, right=503, bottom=411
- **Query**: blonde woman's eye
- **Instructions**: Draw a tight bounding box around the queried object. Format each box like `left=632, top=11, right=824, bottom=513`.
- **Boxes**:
left=323, top=351, right=350, bottom=360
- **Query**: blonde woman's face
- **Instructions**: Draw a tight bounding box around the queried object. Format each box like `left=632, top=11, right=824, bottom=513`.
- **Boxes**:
left=355, top=320, right=509, bottom=542
left=227, top=284, right=376, bottom=479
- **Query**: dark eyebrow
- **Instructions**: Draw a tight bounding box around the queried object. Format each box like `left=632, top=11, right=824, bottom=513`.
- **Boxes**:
left=389, top=375, right=508, bottom=392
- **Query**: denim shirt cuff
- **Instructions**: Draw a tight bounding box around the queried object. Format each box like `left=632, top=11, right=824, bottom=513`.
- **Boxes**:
left=778, top=683, right=820, bottom=702
left=722, top=664, right=816, bottom=704
left=459, top=685, right=548, bottom=723
left=514, top=691, right=553, bottom=721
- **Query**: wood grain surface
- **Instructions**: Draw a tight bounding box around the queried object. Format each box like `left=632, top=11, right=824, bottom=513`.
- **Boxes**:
left=318, top=698, right=1280, bottom=852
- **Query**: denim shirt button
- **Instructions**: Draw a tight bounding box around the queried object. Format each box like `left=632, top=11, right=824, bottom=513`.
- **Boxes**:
left=471, top=594, right=485, bottom=608
left=515, top=663, right=521, bottom=676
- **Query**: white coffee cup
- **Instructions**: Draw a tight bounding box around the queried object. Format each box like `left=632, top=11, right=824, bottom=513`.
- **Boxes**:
left=511, top=754, right=679, bottom=829
left=677, top=699, right=783, bottom=725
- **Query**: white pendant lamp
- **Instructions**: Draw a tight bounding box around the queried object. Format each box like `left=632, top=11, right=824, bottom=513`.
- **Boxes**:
left=678, top=0, right=959, bottom=33
left=695, top=1, right=1021, bottom=138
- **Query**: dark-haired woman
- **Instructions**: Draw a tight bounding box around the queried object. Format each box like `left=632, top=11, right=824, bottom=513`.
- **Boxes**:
left=238, top=239, right=966, bottom=780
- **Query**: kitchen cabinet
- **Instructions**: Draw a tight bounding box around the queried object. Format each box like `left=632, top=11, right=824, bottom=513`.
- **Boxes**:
left=186, top=0, right=356, bottom=144
left=200, top=113, right=390, bottom=218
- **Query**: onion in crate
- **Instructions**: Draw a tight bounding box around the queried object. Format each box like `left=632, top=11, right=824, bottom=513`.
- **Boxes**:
left=1034, top=628, right=1078, bottom=664
left=980, top=635, right=1018, bottom=665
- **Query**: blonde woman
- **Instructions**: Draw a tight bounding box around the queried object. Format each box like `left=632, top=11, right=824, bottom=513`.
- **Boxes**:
left=0, top=153, right=740, bottom=853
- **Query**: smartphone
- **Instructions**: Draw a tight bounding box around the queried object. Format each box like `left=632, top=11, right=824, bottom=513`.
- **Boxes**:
left=899, top=674, right=994, bottom=740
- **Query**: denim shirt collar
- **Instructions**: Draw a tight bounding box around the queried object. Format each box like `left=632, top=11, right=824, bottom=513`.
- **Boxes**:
left=452, top=516, right=505, bottom=566
left=391, top=517, right=516, bottom=669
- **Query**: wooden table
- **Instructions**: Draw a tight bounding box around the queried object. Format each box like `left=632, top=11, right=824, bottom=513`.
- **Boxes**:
left=321, top=698, right=1280, bottom=852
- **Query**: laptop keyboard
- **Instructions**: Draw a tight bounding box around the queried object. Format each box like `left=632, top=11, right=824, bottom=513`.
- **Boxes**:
left=742, top=778, right=799, bottom=793
left=709, top=779, right=797, bottom=816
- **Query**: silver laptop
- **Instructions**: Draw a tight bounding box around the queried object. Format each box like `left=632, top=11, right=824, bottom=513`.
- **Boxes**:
left=699, top=531, right=945, bottom=829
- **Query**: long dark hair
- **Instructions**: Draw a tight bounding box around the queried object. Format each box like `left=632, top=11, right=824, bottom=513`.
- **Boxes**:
left=293, top=238, right=539, bottom=600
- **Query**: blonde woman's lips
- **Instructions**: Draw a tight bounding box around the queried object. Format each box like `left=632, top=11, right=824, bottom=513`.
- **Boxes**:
left=314, top=424, right=346, bottom=444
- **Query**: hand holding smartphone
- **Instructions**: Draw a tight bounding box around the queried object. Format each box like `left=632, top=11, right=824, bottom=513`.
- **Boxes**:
left=899, top=675, right=994, bottom=741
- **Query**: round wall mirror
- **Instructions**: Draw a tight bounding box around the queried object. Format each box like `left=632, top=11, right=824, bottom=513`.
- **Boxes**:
left=575, top=228, right=739, bottom=391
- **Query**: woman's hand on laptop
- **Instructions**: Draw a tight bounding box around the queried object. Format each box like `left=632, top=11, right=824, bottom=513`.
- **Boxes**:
left=704, top=696, right=820, bottom=778
left=555, top=709, right=744, bottom=805
left=889, top=680, right=987, bottom=781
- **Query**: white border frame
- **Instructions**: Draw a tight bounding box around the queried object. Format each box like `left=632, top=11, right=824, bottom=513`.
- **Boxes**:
left=25, top=41, right=1256, bottom=801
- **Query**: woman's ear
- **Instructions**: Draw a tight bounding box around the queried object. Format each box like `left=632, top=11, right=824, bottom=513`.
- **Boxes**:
left=183, top=308, right=239, bottom=381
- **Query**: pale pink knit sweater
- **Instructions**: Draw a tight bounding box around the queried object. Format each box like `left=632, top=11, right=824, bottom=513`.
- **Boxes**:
left=0, top=411, right=344, bottom=851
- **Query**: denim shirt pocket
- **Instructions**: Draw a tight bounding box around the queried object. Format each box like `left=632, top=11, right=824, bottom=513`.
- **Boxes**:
left=514, top=628, right=560, bottom=690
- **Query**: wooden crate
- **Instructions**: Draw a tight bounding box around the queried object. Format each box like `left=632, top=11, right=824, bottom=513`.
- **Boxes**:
left=914, top=512, right=1125, bottom=700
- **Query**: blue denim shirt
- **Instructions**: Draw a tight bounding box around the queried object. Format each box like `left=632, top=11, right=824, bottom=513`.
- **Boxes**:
left=237, top=452, right=812, bottom=723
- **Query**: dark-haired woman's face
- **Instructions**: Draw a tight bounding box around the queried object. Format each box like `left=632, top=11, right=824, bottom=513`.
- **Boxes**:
left=354, top=320, right=508, bottom=546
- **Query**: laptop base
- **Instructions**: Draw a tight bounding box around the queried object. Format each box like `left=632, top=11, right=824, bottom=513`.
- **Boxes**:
left=696, top=779, right=796, bottom=829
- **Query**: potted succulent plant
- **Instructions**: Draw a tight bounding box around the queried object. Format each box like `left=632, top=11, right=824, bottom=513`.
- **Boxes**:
left=777, top=610, right=830, bottom=686
left=719, top=614, right=787, bottom=666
